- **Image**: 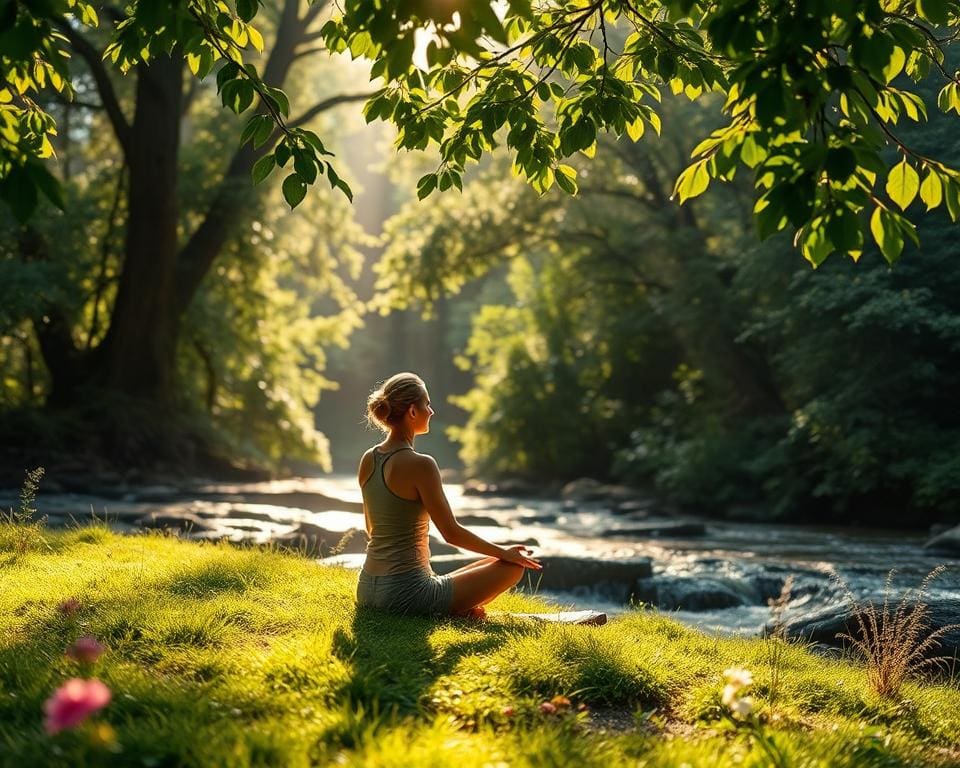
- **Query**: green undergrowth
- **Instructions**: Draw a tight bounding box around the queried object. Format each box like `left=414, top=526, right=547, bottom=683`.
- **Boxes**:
left=1, top=524, right=958, bottom=767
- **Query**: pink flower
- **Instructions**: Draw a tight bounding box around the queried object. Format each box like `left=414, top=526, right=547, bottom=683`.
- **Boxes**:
left=57, top=598, right=81, bottom=617
left=539, top=701, right=557, bottom=715
left=43, top=678, right=111, bottom=734
left=66, top=636, right=106, bottom=664
left=501, top=706, right=515, bottom=717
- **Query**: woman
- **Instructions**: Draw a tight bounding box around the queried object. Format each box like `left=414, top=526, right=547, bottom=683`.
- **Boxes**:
left=356, top=372, right=542, bottom=618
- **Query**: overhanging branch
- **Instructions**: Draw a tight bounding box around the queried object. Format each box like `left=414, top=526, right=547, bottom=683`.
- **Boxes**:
left=288, top=91, right=376, bottom=129
left=53, top=20, right=132, bottom=157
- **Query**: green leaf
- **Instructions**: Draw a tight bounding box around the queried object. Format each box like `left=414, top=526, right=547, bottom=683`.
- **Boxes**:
left=555, top=163, right=578, bottom=194
left=251, top=153, right=274, bottom=185
left=882, top=46, right=906, bottom=84
left=294, top=151, right=317, bottom=184
left=885, top=158, right=919, bottom=210
left=26, top=162, right=64, bottom=210
left=672, top=160, right=710, bottom=203
left=0, top=166, right=38, bottom=222
left=216, top=61, right=239, bottom=93
left=916, top=0, right=949, bottom=24
left=919, top=170, right=943, bottom=211
left=265, top=87, right=289, bottom=117
left=870, top=206, right=904, bottom=264
left=825, top=146, right=856, bottom=182
left=417, top=173, right=436, bottom=200
left=282, top=173, right=307, bottom=209
left=237, top=0, right=258, bottom=23
left=326, top=164, right=353, bottom=201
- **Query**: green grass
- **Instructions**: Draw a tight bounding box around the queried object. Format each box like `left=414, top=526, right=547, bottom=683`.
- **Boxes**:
left=1, top=523, right=958, bottom=767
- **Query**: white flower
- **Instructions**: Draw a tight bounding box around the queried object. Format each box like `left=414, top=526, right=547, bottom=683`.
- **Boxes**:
left=721, top=683, right=739, bottom=707
left=723, top=667, right=754, bottom=690
left=729, top=695, right=755, bottom=719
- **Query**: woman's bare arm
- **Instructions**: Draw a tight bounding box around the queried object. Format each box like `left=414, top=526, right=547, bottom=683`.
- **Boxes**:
left=416, top=455, right=541, bottom=568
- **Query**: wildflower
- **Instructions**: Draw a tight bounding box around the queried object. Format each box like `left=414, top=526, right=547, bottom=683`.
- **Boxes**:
left=539, top=701, right=557, bottom=715
left=57, top=598, right=81, bottom=617
left=66, top=636, right=106, bottom=665
left=723, top=667, right=753, bottom=690
left=722, top=666, right=754, bottom=708
left=43, top=679, right=111, bottom=734
left=728, top=695, right=755, bottom=719
left=550, top=695, right=571, bottom=709
left=501, top=706, right=515, bottom=717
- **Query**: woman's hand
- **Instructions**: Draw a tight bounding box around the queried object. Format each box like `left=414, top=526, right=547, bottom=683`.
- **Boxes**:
left=499, top=545, right=543, bottom=570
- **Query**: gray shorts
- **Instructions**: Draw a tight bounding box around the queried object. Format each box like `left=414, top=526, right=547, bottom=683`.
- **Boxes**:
left=356, top=567, right=454, bottom=616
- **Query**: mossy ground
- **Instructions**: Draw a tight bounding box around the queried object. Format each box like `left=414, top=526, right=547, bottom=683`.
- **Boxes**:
left=1, top=524, right=958, bottom=767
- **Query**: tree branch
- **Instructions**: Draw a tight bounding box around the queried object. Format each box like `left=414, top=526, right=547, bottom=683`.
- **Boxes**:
left=292, top=45, right=327, bottom=61
left=53, top=20, right=132, bottom=157
left=288, top=91, right=377, bottom=129
left=301, top=0, right=330, bottom=28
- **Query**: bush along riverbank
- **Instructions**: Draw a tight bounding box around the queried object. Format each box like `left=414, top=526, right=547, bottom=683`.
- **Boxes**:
left=1, top=524, right=959, bottom=767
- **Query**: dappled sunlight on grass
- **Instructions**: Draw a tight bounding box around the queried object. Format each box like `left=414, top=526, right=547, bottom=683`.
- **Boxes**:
left=1, top=527, right=959, bottom=766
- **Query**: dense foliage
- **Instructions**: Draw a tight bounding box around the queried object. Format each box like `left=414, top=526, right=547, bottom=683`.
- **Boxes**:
left=0, top=2, right=367, bottom=470
left=374, top=88, right=960, bottom=524
left=5, top=1, right=960, bottom=264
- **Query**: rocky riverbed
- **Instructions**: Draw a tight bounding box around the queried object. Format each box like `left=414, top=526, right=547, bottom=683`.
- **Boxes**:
left=3, top=474, right=959, bottom=659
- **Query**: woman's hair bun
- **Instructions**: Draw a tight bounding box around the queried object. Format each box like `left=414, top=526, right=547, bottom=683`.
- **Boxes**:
left=365, top=373, right=426, bottom=432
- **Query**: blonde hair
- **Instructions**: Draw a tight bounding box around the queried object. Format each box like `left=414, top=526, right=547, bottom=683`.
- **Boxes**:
left=366, top=372, right=427, bottom=432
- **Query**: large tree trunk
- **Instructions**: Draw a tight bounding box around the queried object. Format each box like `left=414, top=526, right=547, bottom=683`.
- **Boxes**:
left=95, top=53, right=184, bottom=406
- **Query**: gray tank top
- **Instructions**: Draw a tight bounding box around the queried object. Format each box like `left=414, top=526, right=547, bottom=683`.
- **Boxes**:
left=360, top=447, right=431, bottom=575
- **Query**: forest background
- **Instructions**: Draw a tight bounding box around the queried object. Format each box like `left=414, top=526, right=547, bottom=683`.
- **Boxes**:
left=2, top=0, right=959, bottom=529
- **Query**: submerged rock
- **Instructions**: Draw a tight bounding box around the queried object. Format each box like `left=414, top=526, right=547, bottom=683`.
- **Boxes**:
left=457, top=514, right=500, bottom=527
left=274, top=523, right=367, bottom=557
left=431, top=554, right=653, bottom=600
left=137, top=511, right=220, bottom=533
left=429, top=537, right=461, bottom=556
left=602, top=521, right=707, bottom=538
left=632, top=576, right=754, bottom=611
left=924, top=524, right=960, bottom=557
left=461, top=479, right=541, bottom=497
left=782, top=599, right=960, bottom=659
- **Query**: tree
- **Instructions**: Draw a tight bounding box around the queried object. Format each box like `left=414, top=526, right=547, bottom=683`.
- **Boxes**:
left=7, top=1, right=960, bottom=262
left=1, top=0, right=368, bottom=465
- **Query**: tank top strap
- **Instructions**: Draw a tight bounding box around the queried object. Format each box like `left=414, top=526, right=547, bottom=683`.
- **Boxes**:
left=373, top=445, right=412, bottom=465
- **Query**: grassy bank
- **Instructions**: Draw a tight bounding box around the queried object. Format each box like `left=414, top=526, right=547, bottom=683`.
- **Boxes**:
left=1, top=524, right=958, bottom=767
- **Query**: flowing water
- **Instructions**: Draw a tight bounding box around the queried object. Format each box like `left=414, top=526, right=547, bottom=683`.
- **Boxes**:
left=9, top=473, right=959, bottom=637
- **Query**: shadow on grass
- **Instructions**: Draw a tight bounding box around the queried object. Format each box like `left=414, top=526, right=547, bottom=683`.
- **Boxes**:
left=330, top=606, right=520, bottom=717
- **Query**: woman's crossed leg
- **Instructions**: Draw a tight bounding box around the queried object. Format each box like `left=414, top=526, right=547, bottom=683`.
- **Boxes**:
left=448, top=559, right=524, bottom=617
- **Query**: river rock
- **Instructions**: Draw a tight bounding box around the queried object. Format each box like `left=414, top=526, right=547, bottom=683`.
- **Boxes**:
left=518, top=513, right=558, bottom=525
left=924, top=524, right=960, bottom=557
left=195, top=490, right=362, bottom=515
left=225, top=507, right=296, bottom=524
left=632, top=576, right=754, bottom=611
left=431, top=554, right=653, bottom=598
left=462, top=479, right=540, bottom=497
left=782, top=599, right=960, bottom=660
left=457, top=514, right=500, bottom=527
left=602, top=521, right=706, bottom=538
left=613, top=499, right=657, bottom=516
left=274, top=523, right=368, bottom=557
left=137, top=511, right=220, bottom=533
left=429, top=537, right=461, bottom=555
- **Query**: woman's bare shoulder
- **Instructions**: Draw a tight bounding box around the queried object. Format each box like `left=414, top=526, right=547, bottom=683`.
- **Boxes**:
left=357, top=448, right=375, bottom=482
left=408, top=450, right=440, bottom=475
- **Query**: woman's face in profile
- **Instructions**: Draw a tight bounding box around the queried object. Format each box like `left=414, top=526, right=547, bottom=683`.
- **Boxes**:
left=414, top=391, right=434, bottom=435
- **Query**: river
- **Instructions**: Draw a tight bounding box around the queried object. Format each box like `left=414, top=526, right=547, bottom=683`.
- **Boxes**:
left=7, top=473, right=959, bottom=640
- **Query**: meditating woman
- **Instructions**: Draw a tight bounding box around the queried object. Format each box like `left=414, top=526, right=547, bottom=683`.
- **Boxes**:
left=356, top=372, right=542, bottom=618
